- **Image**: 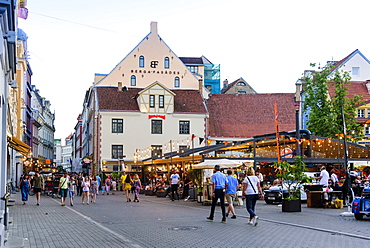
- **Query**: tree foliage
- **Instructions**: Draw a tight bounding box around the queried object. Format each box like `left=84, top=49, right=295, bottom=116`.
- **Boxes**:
left=302, top=64, right=363, bottom=138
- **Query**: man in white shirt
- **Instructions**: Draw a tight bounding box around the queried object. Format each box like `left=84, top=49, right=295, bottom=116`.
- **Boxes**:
left=316, top=166, right=330, bottom=187
left=170, top=171, right=180, bottom=201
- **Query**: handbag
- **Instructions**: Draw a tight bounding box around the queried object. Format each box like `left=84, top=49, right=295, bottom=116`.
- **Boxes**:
left=246, top=176, right=260, bottom=199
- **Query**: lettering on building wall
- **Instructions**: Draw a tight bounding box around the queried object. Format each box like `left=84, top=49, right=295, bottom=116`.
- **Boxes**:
left=130, top=69, right=180, bottom=75
left=150, top=61, right=159, bottom=68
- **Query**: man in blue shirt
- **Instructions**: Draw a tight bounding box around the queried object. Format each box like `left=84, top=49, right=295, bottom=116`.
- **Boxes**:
left=207, top=165, right=228, bottom=223
left=225, top=170, right=238, bottom=219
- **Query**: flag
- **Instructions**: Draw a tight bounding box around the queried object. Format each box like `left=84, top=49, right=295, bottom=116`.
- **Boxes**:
left=190, top=134, right=196, bottom=141
left=199, top=137, right=204, bottom=145
left=18, top=8, right=28, bottom=20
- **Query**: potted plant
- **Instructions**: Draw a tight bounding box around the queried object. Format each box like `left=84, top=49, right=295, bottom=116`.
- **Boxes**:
left=273, top=156, right=311, bottom=212
left=188, top=169, right=203, bottom=202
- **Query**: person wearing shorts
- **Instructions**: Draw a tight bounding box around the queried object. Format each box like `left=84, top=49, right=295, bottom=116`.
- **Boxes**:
left=225, top=170, right=238, bottom=219
left=59, top=173, right=69, bottom=206
left=33, top=172, right=44, bottom=206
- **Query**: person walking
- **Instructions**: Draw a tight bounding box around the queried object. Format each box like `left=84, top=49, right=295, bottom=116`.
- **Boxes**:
left=225, top=170, right=238, bottom=219
left=183, top=175, right=191, bottom=201
left=170, top=171, right=180, bottom=201
left=33, top=172, right=44, bottom=206
left=96, top=174, right=101, bottom=195
left=77, top=173, right=83, bottom=196
left=82, top=176, right=90, bottom=205
left=133, top=174, right=141, bottom=202
left=90, top=175, right=98, bottom=203
left=105, top=176, right=112, bottom=195
left=68, top=176, right=76, bottom=206
left=58, top=173, right=69, bottom=206
left=19, top=175, right=31, bottom=205
left=242, top=167, right=264, bottom=226
left=124, top=174, right=132, bottom=202
left=207, top=165, right=228, bottom=223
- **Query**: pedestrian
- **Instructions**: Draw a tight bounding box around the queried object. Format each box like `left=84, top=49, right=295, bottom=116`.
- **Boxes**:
left=242, top=167, right=264, bottom=226
left=105, top=175, right=112, bottom=195
left=133, top=174, right=141, bottom=202
left=207, top=165, right=228, bottom=223
left=90, top=175, right=98, bottom=203
left=124, top=174, right=132, bottom=202
left=82, top=176, right=90, bottom=204
left=183, top=175, right=191, bottom=201
left=33, top=171, right=44, bottom=206
left=96, top=174, right=101, bottom=195
left=120, top=172, right=127, bottom=192
left=112, top=178, right=117, bottom=195
left=68, top=176, right=76, bottom=206
left=170, top=170, right=180, bottom=201
left=225, top=170, right=238, bottom=219
left=19, top=175, right=31, bottom=205
left=77, top=173, right=83, bottom=196
left=58, top=173, right=69, bottom=206
left=316, top=166, right=330, bottom=187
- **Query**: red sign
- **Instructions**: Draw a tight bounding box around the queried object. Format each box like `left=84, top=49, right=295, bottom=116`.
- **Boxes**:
left=148, top=115, right=166, bottom=120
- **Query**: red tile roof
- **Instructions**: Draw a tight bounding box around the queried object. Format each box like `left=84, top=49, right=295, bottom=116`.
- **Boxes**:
left=96, top=87, right=206, bottom=114
left=207, top=94, right=297, bottom=138
left=328, top=81, right=370, bottom=102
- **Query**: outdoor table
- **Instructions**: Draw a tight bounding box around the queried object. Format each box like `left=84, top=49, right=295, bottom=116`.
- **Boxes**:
left=307, top=191, right=342, bottom=208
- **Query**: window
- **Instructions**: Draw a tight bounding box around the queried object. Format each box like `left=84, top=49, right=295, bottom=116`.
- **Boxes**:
left=368, top=109, right=370, bottom=118
left=151, top=145, right=162, bottom=158
left=112, top=145, right=123, bottom=159
left=352, top=67, right=359, bottom=76
left=358, top=109, right=365, bottom=118
left=179, top=120, right=190, bottom=134
left=151, top=120, right=162, bottom=134
left=187, top=66, right=198, bottom=73
left=174, top=77, right=180, bottom=87
left=112, top=119, right=123, bottom=133
left=164, top=57, right=170, bottom=69
left=139, top=56, right=144, bottom=68
left=130, top=75, right=136, bottom=86
left=159, top=95, right=164, bottom=108
left=236, top=81, right=246, bottom=86
left=365, top=126, right=370, bottom=135
left=149, top=95, right=155, bottom=108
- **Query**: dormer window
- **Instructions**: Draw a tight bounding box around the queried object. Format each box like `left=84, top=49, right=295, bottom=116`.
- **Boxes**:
left=139, top=56, right=145, bottom=68
left=236, top=81, right=246, bottom=86
left=149, top=95, right=155, bottom=108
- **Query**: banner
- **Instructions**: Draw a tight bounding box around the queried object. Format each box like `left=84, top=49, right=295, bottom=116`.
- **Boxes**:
left=18, top=8, right=28, bottom=20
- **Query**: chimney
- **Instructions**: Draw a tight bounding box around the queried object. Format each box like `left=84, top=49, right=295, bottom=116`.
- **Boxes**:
left=223, top=79, right=228, bottom=89
left=118, top=82, right=122, bottom=92
left=150, top=21, right=158, bottom=36
left=198, top=79, right=203, bottom=95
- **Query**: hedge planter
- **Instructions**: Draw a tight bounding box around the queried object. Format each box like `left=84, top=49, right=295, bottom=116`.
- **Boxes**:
left=145, top=190, right=154, bottom=196
left=282, top=199, right=301, bottom=212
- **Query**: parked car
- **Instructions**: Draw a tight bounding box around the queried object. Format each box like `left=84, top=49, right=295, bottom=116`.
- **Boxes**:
left=352, top=186, right=370, bottom=220
left=264, top=184, right=307, bottom=204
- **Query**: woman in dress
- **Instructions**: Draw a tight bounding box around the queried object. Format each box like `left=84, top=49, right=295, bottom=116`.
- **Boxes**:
left=242, top=167, right=264, bottom=226
left=124, top=174, right=133, bottom=202
left=105, top=175, right=112, bottom=195
left=81, top=176, right=90, bottom=205
left=90, top=175, right=98, bottom=203
left=20, top=175, right=31, bottom=205
left=133, top=174, right=141, bottom=202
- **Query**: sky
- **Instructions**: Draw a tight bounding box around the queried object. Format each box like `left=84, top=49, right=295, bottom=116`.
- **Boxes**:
left=18, top=0, right=370, bottom=141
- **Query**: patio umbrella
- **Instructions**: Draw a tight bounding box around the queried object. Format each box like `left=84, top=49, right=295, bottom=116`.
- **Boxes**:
left=192, top=159, right=242, bottom=169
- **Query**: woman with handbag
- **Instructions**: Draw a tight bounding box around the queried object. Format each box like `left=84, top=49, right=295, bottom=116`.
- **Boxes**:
left=242, top=167, right=264, bottom=226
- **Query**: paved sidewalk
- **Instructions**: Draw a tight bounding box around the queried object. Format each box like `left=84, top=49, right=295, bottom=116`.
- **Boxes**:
left=5, top=191, right=370, bottom=248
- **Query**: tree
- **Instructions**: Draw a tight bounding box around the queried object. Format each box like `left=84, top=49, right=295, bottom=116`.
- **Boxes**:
left=302, top=64, right=363, bottom=138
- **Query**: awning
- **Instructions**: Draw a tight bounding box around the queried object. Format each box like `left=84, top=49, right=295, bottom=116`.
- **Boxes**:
left=7, top=136, right=30, bottom=156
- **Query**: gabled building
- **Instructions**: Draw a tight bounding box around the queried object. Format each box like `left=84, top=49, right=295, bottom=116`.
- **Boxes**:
left=82, top=22, right=208, bottom=174
left=299, top=49, right=370, bottom=146
left=221, top=77, right=257, bottom=94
